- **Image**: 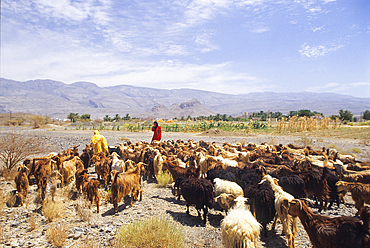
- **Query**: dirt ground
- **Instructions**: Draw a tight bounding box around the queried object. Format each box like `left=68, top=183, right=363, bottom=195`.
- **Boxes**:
left=0, top=127, right=369, bottom=247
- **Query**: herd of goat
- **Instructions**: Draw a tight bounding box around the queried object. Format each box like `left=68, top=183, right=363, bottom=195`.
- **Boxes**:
left=13, top=138, right=370, bottom=248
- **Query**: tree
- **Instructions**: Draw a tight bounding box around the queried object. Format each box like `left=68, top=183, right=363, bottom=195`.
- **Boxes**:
left=103, top=115, right=112, bottom=122
left=67, top=113, right=79, bottom=122
left=123, top=114, right=131, bottom=121
left=80, top=114, right=91, bottom=120
left=30, top=115, right=50, bottom=128
left=363, top=110, right=370, bottom=120
left=113, top=114, right=121, bottom=122
left=339, top=109, right=353, bottom=122
left=289, top=111, right=299, bottom=117
left=298, top=109, right=313, bottom=117
left=0, top=132, right=50, bottom=170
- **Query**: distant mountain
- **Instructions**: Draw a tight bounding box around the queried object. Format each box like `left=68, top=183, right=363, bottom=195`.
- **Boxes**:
left=0, top=78, right=369, bottom=119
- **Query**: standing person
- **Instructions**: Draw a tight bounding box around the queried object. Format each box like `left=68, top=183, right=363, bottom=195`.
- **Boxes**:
left=151, top=121, right=162, bottom=143
left=91, top=130, right=108, bottom=155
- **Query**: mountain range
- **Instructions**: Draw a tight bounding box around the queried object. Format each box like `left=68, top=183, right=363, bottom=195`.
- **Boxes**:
left=0, top=78, right=369, bottom=120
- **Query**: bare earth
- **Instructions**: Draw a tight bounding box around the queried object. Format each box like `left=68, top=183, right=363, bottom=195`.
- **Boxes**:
left=1, top=128, right=369, bottom=248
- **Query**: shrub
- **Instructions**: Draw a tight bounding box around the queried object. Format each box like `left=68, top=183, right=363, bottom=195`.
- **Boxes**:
left=27, top=213, right=38, bottom=232
left=0, top=131, right=49, bottom=170
left=295, top=137, right=314, bottom=148
left=349, top=148, right=362, bottom=154
left=75, top=196, right=93, bottom=223
left=42, top=200, right=64, bottom=222
left=5, top=191, right=17, bottom=207
left=115, top=215, right=184, bottom=248
left=46, top=223, right=69, bottom=247
left=0, top=167, right=18, bottom=181
left=30, top=115, right=50, bottom=128
left=155, top=171, right=173, bottom=187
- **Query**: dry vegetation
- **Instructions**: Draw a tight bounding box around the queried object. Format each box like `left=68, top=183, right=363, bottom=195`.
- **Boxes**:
left=46, top=223, right=69, bottom=248
left=155, top=171, right=173, bottom=187
left=115, top=215, right=185, bottom=248
left=42, top=199, right=65, bottom=222
left=0, top=131, right=50, bottom=170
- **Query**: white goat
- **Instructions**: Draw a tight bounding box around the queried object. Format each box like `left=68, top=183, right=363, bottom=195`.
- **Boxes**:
left=214, top=178, right=244, bottom=198
left=217, top=156, right=239, bottom=168
left=221, top=196, right=261, bottom=248
left=111, top=152, right=124, bottom=173
left=259, top=174, right=297, bottom=248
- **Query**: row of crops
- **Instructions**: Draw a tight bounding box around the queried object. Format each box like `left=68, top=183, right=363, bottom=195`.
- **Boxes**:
left=69, top=116, right=343, bottom=133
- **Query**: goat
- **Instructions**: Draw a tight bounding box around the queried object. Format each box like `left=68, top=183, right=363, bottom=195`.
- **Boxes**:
left=75, top=168, right=88, bottom=194
left=335, top=181, right=370, bottom=214
left=221, top=196, right=261, bottom=248
left=111, top=164, right=143, bottom=213
left=260, top=174, right=298, bottom=248
left=277, top=165, right=330, bottom=212
left=60, top=156, right=82, bottom=185
left=81, top=174, right=100, bottom=213
left=288, top=199, right=370, bottom=248
left=215, top=193, right=238, bottom=212
left=111, top=152, right=125, bottom=173
left=92, top=153, right=111, bottom=187
left=153, top=149, right=165, bottom=175
left=213, top=178, right=244, bottom=198
left=14, top=164, right=30, bottom=206
left=179, top=177, right=214, bottom=223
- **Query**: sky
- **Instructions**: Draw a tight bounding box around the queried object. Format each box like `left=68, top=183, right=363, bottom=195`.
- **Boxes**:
left=1, top=0, right=370, bottom=98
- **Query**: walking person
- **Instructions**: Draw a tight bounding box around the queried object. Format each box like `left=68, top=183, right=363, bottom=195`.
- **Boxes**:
left=91, top=130, right=108, bottom=155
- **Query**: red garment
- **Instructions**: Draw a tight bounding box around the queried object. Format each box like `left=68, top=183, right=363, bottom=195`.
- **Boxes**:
left=151, top=125, right=162, bottom=142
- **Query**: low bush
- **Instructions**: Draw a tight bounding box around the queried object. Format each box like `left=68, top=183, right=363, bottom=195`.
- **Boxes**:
left=155, top=171, right=173, bottom=187
left=46, top=223, right=69, bottom=247
left=42, top=200, right=64, bottom=222
left=75, top=196, right=93, bottom=223
left=115, top=215, right=184, bottom=248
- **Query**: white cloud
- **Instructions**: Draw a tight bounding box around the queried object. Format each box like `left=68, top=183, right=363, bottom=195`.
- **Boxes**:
left=299, top=42, right=343, bottom=58
left=250, top=26, right=270, bottom=33
left=194, top=32, right=220, bottom=53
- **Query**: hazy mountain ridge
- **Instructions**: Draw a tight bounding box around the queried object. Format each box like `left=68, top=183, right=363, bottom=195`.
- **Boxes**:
left=0, top=78, right=369, bottom=119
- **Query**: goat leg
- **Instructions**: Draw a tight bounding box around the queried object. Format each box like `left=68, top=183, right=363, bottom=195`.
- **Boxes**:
left=203, top=207, right=208, bottom=223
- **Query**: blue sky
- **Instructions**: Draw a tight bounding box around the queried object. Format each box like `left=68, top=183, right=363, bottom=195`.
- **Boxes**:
left=1, top=0, right=369, bottom=97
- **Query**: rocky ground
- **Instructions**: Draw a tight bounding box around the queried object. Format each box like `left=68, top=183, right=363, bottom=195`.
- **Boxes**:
left=1, top=128, right=369, bottom=248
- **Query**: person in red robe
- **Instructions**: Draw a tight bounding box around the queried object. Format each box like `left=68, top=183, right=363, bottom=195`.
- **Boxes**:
left=151, top=121, right=161, bottom=143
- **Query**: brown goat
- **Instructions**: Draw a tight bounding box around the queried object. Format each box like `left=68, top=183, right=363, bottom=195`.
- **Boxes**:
left=33, top=156, right=56, bottom=190
left=336, top=181, right=370, bottom=214
left=75, top=168, right=88, bottom=193
left=162, top=159, right=189, bottom=181
left=92, top=153, right=111, bottom=187
left=81, top=174, right=100, bottom=213
left=277, top=165, right=330, bottom=212
left=111, top=164, right=143, bottom=213
left=60, top=156, right=82, bottom=185
left=288, top=199, right=370, bottom=248
left=14, top=165, right=30, bottom=206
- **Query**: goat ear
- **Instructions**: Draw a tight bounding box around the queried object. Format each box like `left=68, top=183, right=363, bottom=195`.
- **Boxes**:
left=282, top=199, right=289, bottom=210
